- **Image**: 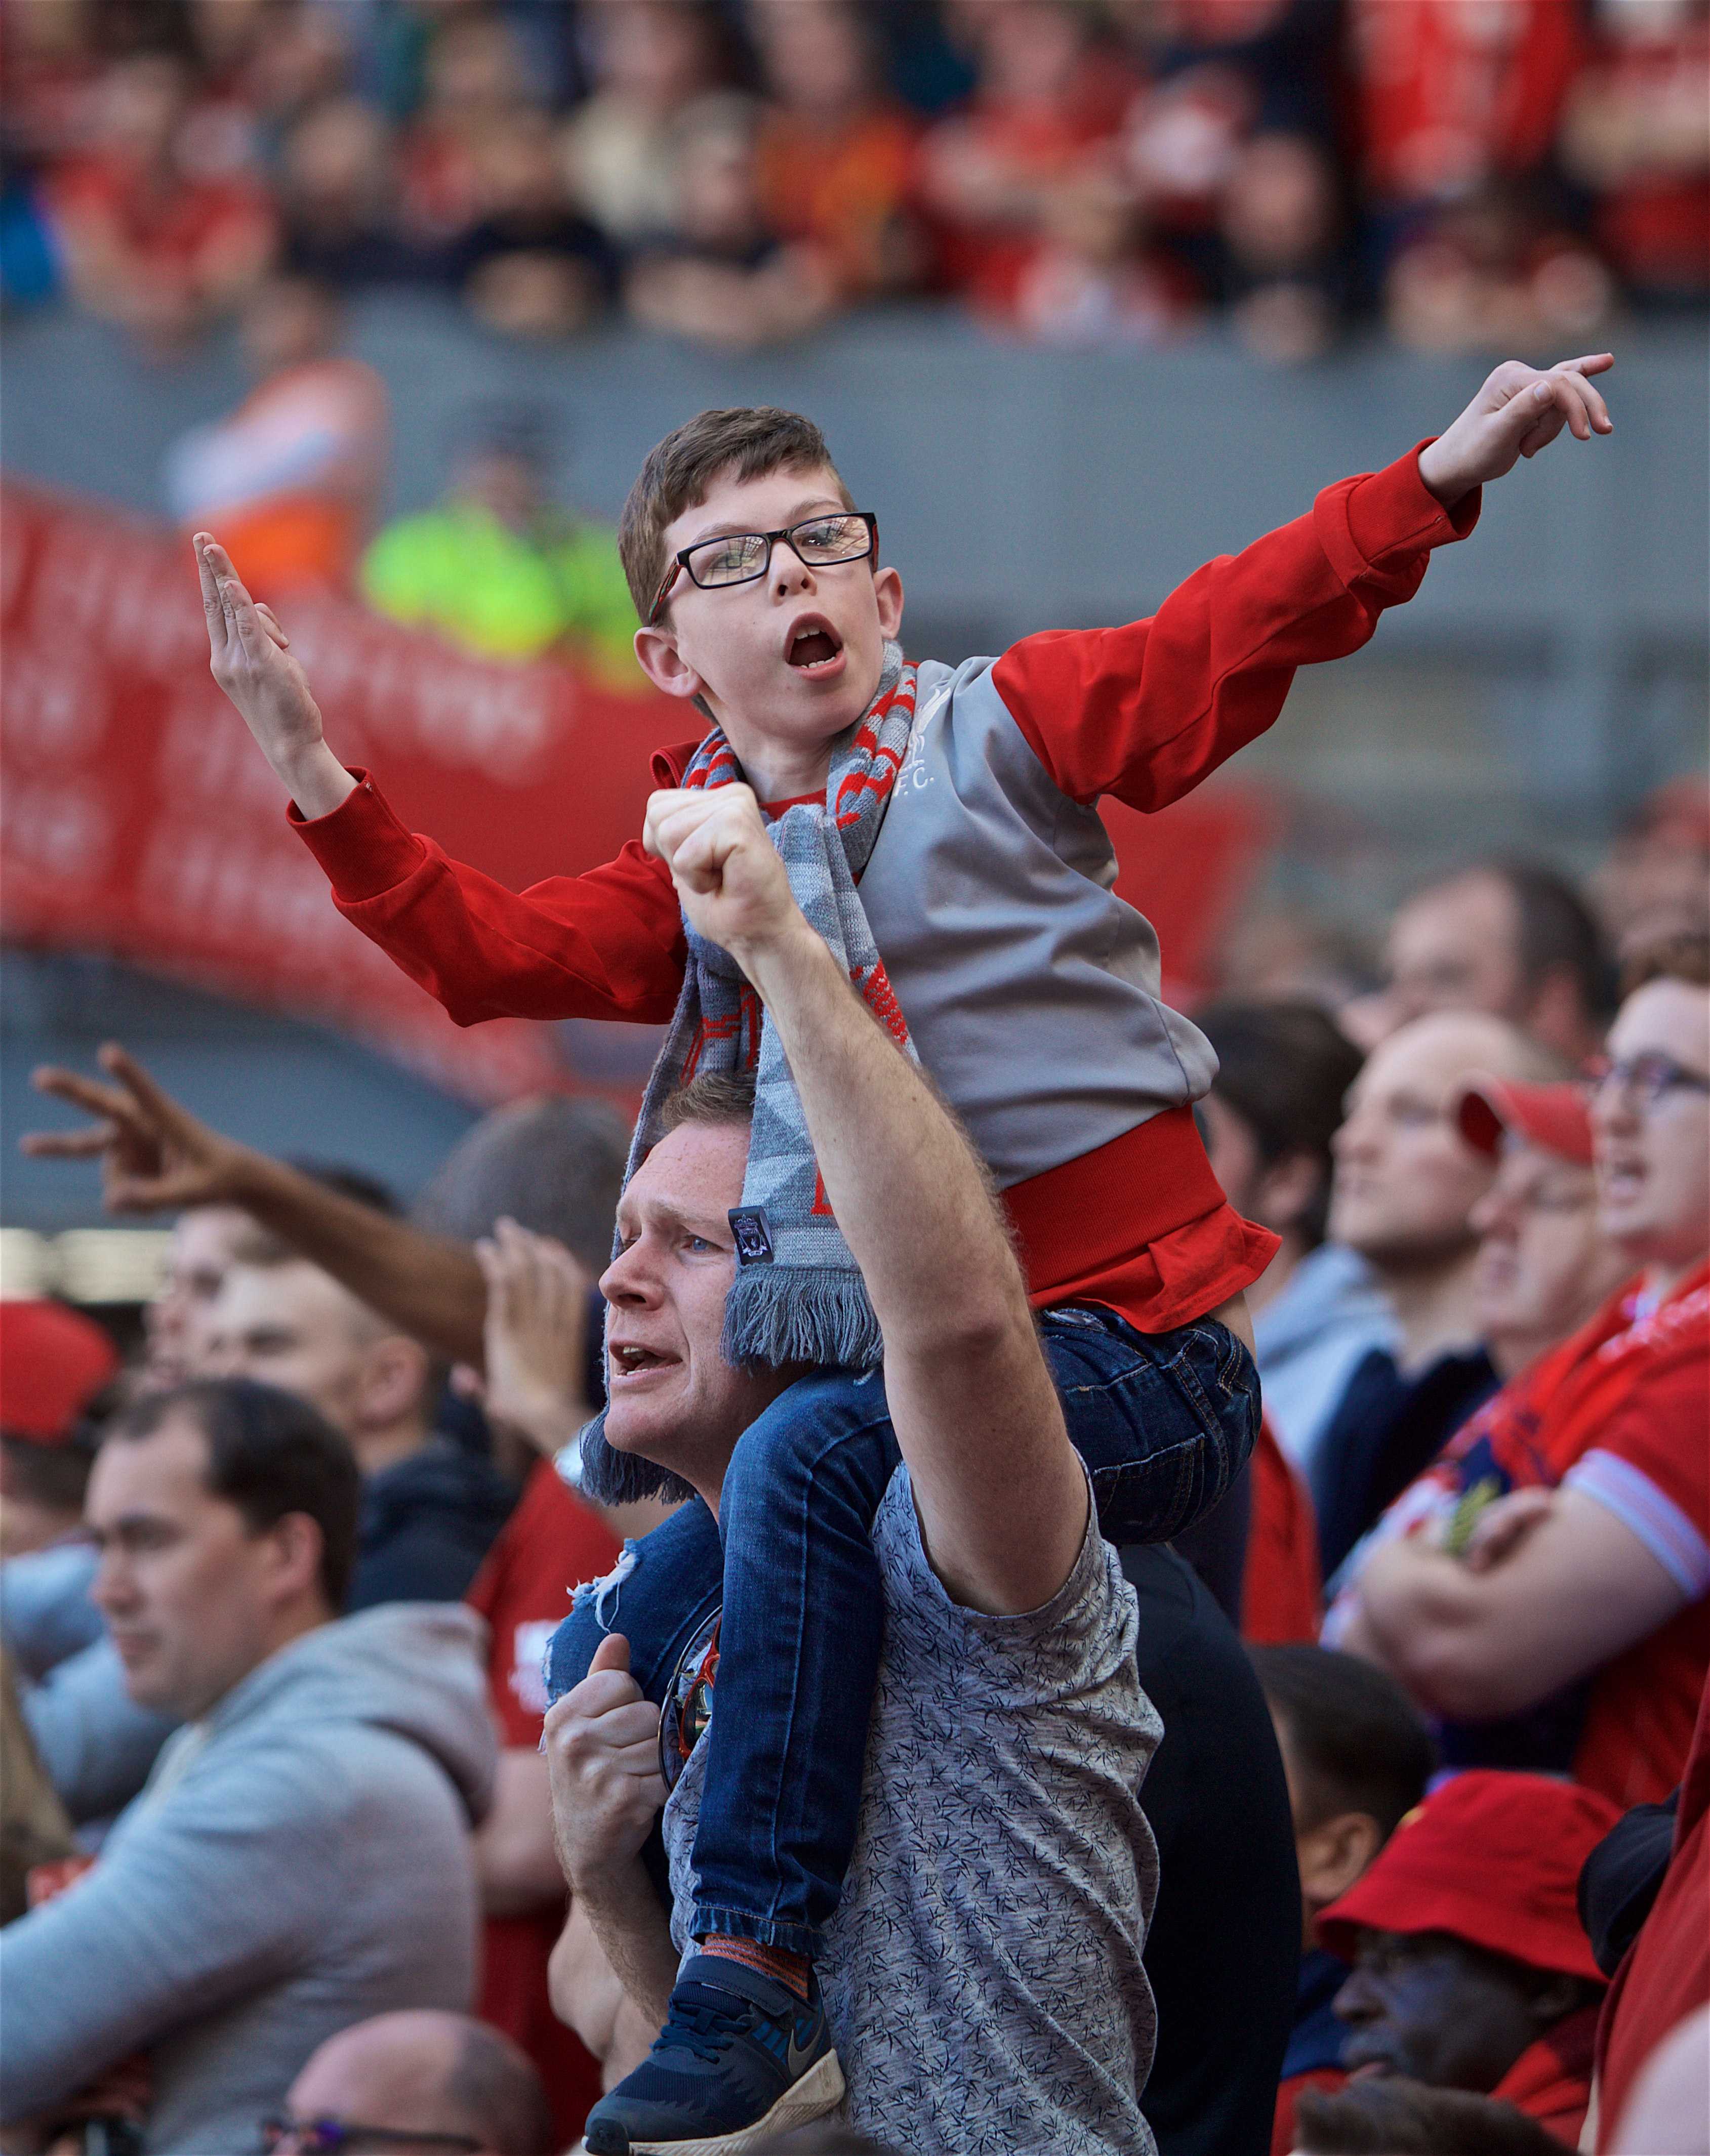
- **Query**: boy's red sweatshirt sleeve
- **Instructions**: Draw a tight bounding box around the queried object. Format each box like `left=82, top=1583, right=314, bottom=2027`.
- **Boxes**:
left=289, top=762, right=694, bottom=1026
left=991, top=443, right=1480, bottom=810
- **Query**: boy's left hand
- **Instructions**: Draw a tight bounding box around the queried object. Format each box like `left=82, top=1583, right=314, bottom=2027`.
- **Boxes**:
left=1418, top=353, right=1613, bottom=509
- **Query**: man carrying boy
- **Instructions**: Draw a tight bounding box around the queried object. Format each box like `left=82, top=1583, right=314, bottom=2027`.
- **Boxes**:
left=194, top=352, right=1614, bottom=2147
left=543, top=819, right=1161, bottom=2152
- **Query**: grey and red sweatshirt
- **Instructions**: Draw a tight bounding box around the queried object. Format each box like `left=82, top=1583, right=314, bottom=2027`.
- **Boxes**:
left=292, top=444, right=1479, bottom=1334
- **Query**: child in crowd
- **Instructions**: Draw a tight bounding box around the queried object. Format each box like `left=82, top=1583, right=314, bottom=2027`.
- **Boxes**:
left=195, top=350, right=1612, bottom=2149
left=1249, top=1643, right=1436, bottom=2156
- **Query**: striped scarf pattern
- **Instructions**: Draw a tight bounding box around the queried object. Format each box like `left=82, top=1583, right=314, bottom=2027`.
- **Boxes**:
left=578, top=645, right=919, bottom=1505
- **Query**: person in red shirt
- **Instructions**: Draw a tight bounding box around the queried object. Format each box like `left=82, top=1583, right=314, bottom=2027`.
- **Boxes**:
left=1332, top=940, right=1710, bottom=1810
left=194, top=355, right=1615, bottom=2147
left=1595, top=1671, right=1710, bottom=2152
left=1318, top=1770, right=1619, bottom=2148
left=462, top=1221, right=625, bottom=2150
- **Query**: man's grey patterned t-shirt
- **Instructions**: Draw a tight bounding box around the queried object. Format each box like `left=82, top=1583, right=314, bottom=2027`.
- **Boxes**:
left=663, top=1467, right=1162, bottom=2155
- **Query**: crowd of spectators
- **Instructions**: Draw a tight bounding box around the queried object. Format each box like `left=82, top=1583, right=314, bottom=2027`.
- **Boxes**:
left=2, top=825, right=1705, bottom=2152
left=3, top=0, right=1705, bottom=363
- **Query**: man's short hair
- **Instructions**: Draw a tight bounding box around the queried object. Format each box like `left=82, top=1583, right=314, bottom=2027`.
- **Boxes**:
left=1620, top=930, right=1710, bottom=998
left=1292, top=2078, right=1565, bottom=2155
left=108, top=1379, right=361, bottom=1611
left=443, top=2017, right=554, bottom=2156
left=618, top=407, right=856, bottom=620
left=413, top=1094, right=631, bottom=1272
left=1248, top=1643, right=1435, bottom=1838
left=661, top=1068, right=759, bottom=1134
left=1418, top=861, right=1611, bottom=1018
left=1195, top=1001, right=1365, bottom=1249
left=1496, top=861, right=1612, bottom=1017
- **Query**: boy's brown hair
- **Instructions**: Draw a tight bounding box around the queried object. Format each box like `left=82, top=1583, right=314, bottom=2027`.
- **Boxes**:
left=618, top=406, right=856, bottom=622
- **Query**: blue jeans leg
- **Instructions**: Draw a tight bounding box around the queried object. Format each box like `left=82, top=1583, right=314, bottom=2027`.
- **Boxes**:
left=545, top=1496, right=726, bottom=1710
left=688, top=1366, right=899, bottom=1957
left=684, top=1310, right=1260, bottom=1956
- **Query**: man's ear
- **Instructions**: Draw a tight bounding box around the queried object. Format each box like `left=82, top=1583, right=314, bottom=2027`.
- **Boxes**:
left=355, top=1334, right=431, bottom=1432
left=1522, top=963, right=1590, bottom=1053
left=1298, top=1810, right=1385, bottom=1914
left=1252, top=1149, right=1324, bottom=1237
left=633, top=623, right=708, bottom=703
left=264, top=1510, right=325, bottom=1607
left=874, top=565, right=904, bottom=641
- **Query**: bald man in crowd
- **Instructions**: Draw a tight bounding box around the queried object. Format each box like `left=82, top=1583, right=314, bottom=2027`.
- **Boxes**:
left=1310, top=1011, right=1562, bottom=1577
left=207, top=1233, right=516, bottom=1608
left=273, top=2011, right=553, bottom=2155
left=1382, top=862, right=1609, bottom=1067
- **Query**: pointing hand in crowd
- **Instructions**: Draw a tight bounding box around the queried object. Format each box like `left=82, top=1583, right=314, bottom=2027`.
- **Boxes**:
left=24, top=1042, right=253, bottom=1215
left=194, top=534, right=356, bottom=821
left=1417, top=354, right=1614, bottom=509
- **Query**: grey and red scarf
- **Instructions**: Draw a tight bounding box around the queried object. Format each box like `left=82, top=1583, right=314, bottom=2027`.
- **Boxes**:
left=578, top=644, right=919, bottom=1505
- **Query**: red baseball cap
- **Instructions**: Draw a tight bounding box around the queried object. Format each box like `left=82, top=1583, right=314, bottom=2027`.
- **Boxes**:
left=0, top=1300, right=121, bottom=1445
left=1455, top=1074, right=1594, bottom=1167
left=1316, top=1770, right=1620, bottom=1982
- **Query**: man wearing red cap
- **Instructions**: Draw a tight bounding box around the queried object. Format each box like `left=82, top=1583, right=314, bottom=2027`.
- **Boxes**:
left=1, top=1301, right=179, bottom=1830
left=1329, top=943, right=1710, bottom=1808
left=1318, top=1769, right=1620, bottom=2146
left=0, top=1301, right=119, bottom=1560
left=1456, top=1071, right=1631, bottom=1385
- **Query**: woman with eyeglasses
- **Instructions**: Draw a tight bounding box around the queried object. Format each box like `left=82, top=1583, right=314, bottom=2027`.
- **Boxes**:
left=1328, top=934, right=1710, bottom=1812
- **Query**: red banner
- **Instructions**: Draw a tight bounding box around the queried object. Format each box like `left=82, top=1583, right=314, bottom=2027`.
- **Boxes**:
left=2, top=481, right=1274, bottom=1106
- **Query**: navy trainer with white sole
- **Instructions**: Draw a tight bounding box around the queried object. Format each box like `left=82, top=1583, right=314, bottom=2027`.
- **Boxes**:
left=580, top=1952, right=843, bottom=2155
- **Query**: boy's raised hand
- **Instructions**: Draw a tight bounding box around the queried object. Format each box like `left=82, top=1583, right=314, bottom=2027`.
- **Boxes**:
left=193, top=533, right=355, bottom=819
left=1418, top=354, right=1614, bottom=509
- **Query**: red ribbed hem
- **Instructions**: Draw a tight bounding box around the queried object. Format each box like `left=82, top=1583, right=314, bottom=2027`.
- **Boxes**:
left=288, top=767, right=430, bottom=902
left=1003, top=1106, right=1280, bottom=1335
left=1346, top=440, right=1482, bottom=563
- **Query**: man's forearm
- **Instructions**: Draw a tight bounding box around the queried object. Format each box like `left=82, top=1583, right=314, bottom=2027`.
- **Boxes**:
left=572, top=1861, right=680, bottom=2031
left=735, top=926, right=1023, bottom=1353
left=232, top=1152, right=488, bottom=1366
left=734, top=920, right=1086, bottom=1613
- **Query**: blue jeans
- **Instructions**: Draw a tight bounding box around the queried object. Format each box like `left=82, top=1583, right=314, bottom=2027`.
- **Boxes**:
left=546, top=1304, right=1258, bottom=1955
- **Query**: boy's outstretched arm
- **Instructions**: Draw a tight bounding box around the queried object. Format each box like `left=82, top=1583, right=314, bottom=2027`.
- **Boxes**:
left=196, top=535, right=355, bottom=820
left=193, top=538, right=688, bottom=1027
left=995, top=353, right=1616, bottom=816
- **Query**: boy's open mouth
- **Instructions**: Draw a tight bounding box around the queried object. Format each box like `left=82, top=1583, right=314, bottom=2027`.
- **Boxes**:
left=786, top=617, right=844, bottom=674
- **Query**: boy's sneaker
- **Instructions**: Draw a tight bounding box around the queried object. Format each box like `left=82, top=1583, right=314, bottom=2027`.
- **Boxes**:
left=580, top=1953, right=843, bottom=2154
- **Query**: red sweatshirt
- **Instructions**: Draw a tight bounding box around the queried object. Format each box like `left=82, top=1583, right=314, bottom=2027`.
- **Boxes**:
left=294, top=445, right=1477, bottom=1334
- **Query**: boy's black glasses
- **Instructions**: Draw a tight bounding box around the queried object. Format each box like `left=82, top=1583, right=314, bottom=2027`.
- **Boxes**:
left=259, top=2119, right=481, bottom=2153
left=646, top=512, right=878, bottom=627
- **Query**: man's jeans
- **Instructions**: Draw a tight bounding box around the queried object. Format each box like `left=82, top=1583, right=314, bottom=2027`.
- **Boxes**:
left=546, top=1303, right=1258, bottom=1956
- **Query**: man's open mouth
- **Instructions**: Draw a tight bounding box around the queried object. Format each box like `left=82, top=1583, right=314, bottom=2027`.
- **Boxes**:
left=610, top=1344, right=678, bottom=1375
left=786, top=619, right=843, bottom=673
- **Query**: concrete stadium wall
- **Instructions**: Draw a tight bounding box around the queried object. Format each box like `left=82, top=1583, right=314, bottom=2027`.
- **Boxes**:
left=4, top=296, right=1704, bottom=841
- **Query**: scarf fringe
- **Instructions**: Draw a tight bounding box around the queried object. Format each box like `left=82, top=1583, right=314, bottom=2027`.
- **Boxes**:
left=722, top=1266, right=885, bottom=1374
left=575, top=1411, right=700, bottom=1508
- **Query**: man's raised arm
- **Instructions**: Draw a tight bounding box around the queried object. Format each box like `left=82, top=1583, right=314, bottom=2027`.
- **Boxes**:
left=23, top=1046, right=488, bottom=1367
left=644, top=789, right=1088, bottom=1616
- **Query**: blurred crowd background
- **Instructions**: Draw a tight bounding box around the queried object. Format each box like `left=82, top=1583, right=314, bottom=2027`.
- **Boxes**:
left=3, top=0, right=1707, bottom=360
left=1, top=0, right=1705, bottom=1234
